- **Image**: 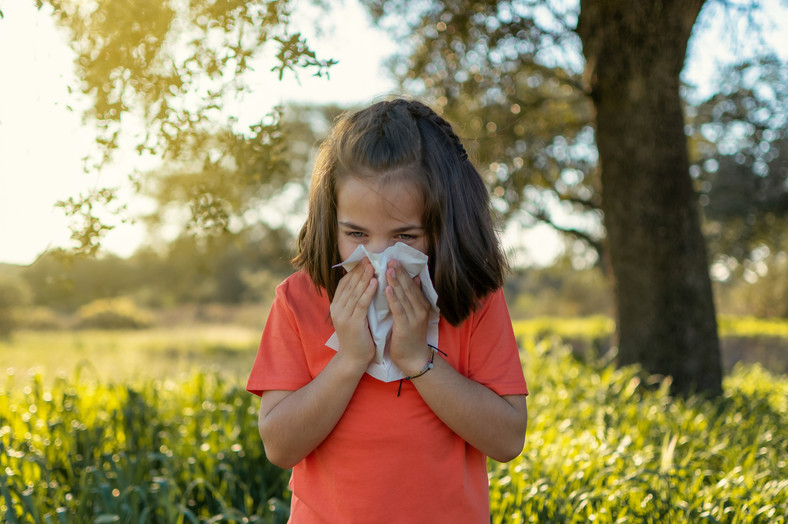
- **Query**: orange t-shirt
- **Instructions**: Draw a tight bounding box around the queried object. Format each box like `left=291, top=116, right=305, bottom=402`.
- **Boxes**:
left=247, top=271, right=528, bottom=523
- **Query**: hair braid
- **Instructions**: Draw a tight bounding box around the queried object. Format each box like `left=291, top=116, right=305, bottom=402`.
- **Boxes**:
left=406, top=101, right=468, bottom=162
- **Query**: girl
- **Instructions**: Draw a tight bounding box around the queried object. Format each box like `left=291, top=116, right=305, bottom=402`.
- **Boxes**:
left=247, top=99, right=528, bottom=523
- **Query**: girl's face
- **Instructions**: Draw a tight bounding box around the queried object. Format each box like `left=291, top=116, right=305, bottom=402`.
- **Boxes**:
left=336, top=176, right=427, bottom=261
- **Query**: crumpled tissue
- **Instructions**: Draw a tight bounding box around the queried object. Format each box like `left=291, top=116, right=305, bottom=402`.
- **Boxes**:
left=325, top=242, right=440, bottom=382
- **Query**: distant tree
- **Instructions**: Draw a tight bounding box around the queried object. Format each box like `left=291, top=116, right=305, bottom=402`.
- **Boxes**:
left=0, top=276, right=32, bottom=337
left=688, top=55, right=788, bottom=266
left=21, top=225, right=294, bottom=310
left=359, top=0, right=785, bottom=394
left=504, top=252, right=614, bottom=319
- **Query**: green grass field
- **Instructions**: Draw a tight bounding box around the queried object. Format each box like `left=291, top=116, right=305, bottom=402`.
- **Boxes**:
left=1, top=322, right=786, bottom=522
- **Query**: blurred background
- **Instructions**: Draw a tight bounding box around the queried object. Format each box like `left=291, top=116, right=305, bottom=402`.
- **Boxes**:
left=1, top=0, right=787, bottom=382
left=1, top=2, right=787, bottom=521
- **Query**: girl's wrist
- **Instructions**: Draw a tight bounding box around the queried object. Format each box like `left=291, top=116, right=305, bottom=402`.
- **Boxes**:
left=398, top=345, right=435, bottom=377
left=333, top=351, right=373, bottom=377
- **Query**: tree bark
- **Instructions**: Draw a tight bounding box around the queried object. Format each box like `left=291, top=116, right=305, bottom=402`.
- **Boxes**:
left=577, top=0, right=722, bottom=394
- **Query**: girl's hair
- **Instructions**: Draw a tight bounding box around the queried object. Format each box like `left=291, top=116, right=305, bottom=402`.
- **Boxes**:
left=293, top=98, right=507, bottom=326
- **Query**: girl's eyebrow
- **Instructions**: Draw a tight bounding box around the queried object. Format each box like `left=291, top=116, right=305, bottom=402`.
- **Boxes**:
left=337, top=221, right=424, bottom=233
left=391, top=225, right=425, bottom=233
left=337, top=220, right=368, bottom=231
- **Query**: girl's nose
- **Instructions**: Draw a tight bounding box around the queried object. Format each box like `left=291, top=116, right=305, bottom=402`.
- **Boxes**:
left=366, top=239, right=395, bottom=254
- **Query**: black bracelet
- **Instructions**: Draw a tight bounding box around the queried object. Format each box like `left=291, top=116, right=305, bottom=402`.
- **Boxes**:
left=404, top=348, right=436, bottom=381
left=397, top=346, right=441, bottom=396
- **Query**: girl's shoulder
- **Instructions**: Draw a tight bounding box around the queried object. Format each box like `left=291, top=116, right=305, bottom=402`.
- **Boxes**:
left=466, top=288, right=509, bottom=326
left=276, top=270, right=326, bottom=302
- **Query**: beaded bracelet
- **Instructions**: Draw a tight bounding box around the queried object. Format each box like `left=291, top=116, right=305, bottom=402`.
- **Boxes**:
left=405, top=347, right=436, bottom=381
left=397, top=345, right=443, bottom=396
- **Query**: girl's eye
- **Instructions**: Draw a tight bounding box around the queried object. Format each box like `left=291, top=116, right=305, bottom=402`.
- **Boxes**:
left=347, top=232, right=365, bottom=239
left=397, top=234, right=416, bottom=240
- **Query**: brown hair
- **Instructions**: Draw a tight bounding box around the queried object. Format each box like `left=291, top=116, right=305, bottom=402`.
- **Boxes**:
left=293, top=99, right=507, bottom=326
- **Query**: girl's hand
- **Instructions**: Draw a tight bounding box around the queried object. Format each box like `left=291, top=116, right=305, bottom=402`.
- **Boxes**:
left=330, top=258, right=377, bottom=369
left=385, top=260, right=432, bottom=375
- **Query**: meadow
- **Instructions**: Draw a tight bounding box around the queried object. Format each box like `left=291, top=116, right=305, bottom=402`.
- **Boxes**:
left=1, top=320, right=786, bottom=522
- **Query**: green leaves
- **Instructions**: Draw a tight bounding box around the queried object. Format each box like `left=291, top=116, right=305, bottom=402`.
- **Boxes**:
left=0, top=370, right=290, bottom=522
left=55, top=187, right=128, bottom=257
left=39, top=0, right=336, bottom=254
left=488, top=334, right=788, bottom=522
left=2, top=331, right=785, bottom=521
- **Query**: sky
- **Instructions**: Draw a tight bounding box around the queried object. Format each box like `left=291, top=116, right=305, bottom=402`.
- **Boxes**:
left=1, top=0, right=786, bottom=267
left=0, top=0, right=399, bottom=265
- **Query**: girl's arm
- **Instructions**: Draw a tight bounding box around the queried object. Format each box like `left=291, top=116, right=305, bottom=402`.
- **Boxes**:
left=385, top=261, right=527, bottom=462
left=402, top=357, right=527, bottom=462
left=257, top=260, right=378, bottom=469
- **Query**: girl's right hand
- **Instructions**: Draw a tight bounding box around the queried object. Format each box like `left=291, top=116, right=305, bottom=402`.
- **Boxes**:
left=329, top=258, right=378, bottom=369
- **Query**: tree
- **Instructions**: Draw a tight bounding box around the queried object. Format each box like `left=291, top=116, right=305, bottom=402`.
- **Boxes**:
left=576, top=0, right=721, bottom=394
left=688, top=55, right=788, bottom=266
left=0, top=275, right=32, bottom=338
left=357, top=0, right=782, bottom=393
left=38, top=0, right=335, bottom=254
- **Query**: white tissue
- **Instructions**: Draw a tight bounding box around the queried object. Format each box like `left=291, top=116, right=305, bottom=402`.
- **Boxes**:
left=325, top=242, right=440, bottom=382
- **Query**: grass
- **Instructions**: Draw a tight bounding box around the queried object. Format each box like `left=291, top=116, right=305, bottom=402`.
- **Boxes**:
left=490, top=338, right=787, bottom=523
left=0, top=325, right=260, bottom=384
left=1, top=321, right=786, bottom=522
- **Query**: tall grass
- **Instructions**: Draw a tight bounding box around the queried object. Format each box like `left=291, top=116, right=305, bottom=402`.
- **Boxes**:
left=0, top=326, right=260, bottom=383
left=0, top=368, right=289, bottom=523
left=1, top=327, right=786, bottom=522
left=490, top=337, right=787, bottom=523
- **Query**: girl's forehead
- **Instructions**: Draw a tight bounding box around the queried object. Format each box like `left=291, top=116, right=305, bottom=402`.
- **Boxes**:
left=336, top=177, right=424, bottom=222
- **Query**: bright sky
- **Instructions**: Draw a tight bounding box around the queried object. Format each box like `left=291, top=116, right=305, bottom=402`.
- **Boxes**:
left=1, top=0, right=786, bottom=267
left=0, top=0, right=398, bottom=265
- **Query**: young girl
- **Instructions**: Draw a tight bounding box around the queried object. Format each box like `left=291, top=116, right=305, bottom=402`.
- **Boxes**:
left=247, top=98, right=528, bottom=523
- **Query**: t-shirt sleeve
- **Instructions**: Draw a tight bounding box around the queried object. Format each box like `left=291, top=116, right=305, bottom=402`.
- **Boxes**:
left=246, top=279, right=314, bottom=396
left=467, top=289, right=528, bottom=396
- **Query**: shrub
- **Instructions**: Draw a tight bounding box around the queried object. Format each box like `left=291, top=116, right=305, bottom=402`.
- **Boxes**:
left=11, top=306, right=68, bottom=330
left=76, top=298, right=154, bottom=329
left=0, top=277, right=31, bottom=337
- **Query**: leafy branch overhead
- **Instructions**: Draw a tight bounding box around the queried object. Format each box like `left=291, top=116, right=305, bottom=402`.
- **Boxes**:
left=365, top=0, right=787, bottom=269
left=40, top=0, right=335, bottom=253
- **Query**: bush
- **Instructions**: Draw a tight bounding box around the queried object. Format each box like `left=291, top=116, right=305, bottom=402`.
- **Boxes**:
left=0, top=277, right=31, bottom=337
left=489, top=335, right=787, bottom=523
left=76, top=298, right=154, bottom=329
left=11, top=306, right=68, bottom=330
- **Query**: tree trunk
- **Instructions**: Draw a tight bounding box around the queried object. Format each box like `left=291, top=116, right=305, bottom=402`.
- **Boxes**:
left=577, top=0, right=722, bottom=394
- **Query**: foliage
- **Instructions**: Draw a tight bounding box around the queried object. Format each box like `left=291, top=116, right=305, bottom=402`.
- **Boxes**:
left=19, top=225, right=294, bottom=311
left=0, top=277, right=32, bottom=338
left=688, top=55, right=788, bottom=264
left=718, top=316, right=788, bottom=339
left=510, top=314, right=788, bottom=342
left=489, top=337, right=787, bottom=523
left=40, top=0, right=335, bottom=254
left=75, top=298, right=154, bottom=330
left=713, top=249, right=788, bottom=319
left=0, top=325, right=262, bottom=383
left=139, top=103, right=341, bottom=240
left=0, top=369, right=290, bottom=522
left=8, top=307, right=68, bottom=331
left=2, top=334, right=786, bottom=522
left=364, top=0, right=604, bottom=254
left=503, top=256, right=613, bottom=318
left=512, top=316, right=613, bottom=345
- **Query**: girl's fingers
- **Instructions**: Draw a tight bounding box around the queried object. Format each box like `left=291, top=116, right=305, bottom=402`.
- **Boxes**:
left=356, top=274, right=378, bottom=312
left=385, top=262, right=428, bottom=319
left=336, top=260, right=374, bottom=309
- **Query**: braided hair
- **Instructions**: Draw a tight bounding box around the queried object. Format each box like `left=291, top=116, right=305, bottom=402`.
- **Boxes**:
left=294, top=98, right=507, bottom=326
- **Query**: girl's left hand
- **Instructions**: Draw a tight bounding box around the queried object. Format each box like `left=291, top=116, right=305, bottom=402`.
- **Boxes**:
left=385, top=260, right=433, bottom=376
